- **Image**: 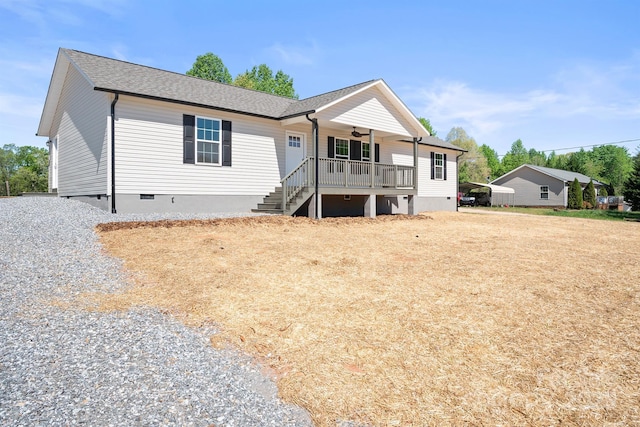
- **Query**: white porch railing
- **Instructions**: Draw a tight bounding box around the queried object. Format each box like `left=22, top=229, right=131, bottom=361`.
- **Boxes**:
left=317, top=158, right=415, bottom=189
left=281, top=157, right=415, bottom=209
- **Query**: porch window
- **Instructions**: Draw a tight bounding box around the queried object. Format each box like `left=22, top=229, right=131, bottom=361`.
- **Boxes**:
left=362, top=142, right=370, bottom=161
left=540, top=185, right=549, bottom=199
left=335, top=138, right=349, bottom=159
left=196, top=116, right=221, bottom=165
left=433, top=152, right=444, bottom=180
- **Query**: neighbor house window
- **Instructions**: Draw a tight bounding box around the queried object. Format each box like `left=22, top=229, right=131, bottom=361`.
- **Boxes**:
left=196, top=116, right=221, bottom=165
left=540, top=185, right=549, bottom=199
left=335, top=138, right=349, bottom=159
left=362, top=142, right=370, bottom=161
left=434, top=152, right=444, bottom=179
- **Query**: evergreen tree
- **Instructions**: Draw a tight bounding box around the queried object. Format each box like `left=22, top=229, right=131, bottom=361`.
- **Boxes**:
left=598, top=186, right=608, bottom=197
left=567, top=178, right=583, bottom=209
left=583, top=180, right=597, bottom=209
left=623, top=152, right=640, bottom=211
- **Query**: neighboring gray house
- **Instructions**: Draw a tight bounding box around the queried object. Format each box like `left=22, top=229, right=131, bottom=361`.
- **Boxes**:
left=37, top=48, right=464, bottom=218
left=491, top=164, right=602, bottom=207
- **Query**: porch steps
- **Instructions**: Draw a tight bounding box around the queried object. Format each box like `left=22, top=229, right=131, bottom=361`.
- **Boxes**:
left=252, top=186, right=313, bottom=216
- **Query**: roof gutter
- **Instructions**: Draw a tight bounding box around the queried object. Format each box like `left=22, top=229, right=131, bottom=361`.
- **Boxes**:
left=306, top=113, right=319, bottom=219
left=94, top=87, right=316, bottom=122
left=110, top=93, right=119, bottom=213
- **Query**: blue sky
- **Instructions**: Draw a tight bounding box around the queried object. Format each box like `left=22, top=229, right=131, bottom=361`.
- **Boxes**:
left=1, top=0, right=639, bottom=156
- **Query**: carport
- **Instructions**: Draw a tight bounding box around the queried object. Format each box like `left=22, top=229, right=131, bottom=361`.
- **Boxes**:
left=459, top=182, right=515, bottom=206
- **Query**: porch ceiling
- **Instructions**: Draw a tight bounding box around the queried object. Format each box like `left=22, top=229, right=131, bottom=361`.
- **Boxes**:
left=280, top=116, right=413, bottom=141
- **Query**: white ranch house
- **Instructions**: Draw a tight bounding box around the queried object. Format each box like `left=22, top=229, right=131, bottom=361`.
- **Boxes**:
left=38, top=48, right=464, bottom=217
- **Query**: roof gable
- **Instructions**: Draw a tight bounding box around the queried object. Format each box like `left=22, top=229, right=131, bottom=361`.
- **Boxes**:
left=317, top=84, right=416, bottom=137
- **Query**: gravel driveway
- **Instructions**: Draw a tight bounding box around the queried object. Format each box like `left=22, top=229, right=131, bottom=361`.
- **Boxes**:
left=0, top=197, right=312, bottom=426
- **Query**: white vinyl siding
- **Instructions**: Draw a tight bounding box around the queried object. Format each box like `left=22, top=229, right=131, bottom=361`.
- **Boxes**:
left=418, top=145, right=457, bottom=197
left=48, top=64, right=109, bottom=196
left=317, top=86, right=414, bottom=137
left=114, top=97, right=281, bottom=195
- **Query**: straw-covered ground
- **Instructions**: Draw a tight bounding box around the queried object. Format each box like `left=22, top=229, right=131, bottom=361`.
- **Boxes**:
left=92, top=212, right=640, bottom=426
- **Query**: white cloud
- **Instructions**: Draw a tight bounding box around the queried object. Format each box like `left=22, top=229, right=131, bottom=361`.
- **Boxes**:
left=0, top=0, right=46, bottom=29
left=58, top=0, right=127, bottom=16
left=404, top=55, right=640, bottom=147
left=110, top=43, right=129, bottom=61
left=0, top=0, right=127, bottom=31
left=408, top=81, right=563, bottom=140
left=0, top=92, right=43, bottom=118
left=267, top=41, right=319, bottom=66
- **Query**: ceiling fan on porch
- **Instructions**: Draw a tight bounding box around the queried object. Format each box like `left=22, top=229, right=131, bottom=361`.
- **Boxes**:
left=351, top=127, right=370, bottom=138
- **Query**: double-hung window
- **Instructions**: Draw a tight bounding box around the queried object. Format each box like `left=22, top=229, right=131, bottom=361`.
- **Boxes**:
left=196, top=116, right=221, bottom=165
left=540, top=185, right=549, bottom=199
left=335, top=138, right=349, bottom=159
left=434, top=152, right=444, bottom=179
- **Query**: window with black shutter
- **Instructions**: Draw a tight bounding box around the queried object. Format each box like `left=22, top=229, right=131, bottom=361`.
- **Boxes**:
left=183, top=114, right=232, bottom=166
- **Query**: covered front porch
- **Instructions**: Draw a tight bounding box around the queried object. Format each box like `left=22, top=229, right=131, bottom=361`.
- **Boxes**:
left=259, top=79, right=432, bottom=217
left=253, top=155, right=417, bottom=218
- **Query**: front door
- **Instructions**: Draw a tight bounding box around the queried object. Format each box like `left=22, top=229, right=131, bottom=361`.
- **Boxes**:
left=285, top=131, right=306, bottom=175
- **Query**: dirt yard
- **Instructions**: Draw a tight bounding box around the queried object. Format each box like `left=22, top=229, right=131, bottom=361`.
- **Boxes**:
left=93, top=212, right=640, bottom=426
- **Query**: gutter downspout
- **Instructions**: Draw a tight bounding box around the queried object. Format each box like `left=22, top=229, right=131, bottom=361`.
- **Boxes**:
left=456, top=151, right=464, bottom=212
left=413, top=137, right=422, bottom=186
left=110, top=93, right=119, bottom=213
left=305, top=114, right=319, bottom=219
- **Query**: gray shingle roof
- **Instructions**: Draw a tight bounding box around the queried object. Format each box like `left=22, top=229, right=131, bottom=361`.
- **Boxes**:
left=63, top=49, right=297, bottom=118
left=62, top=49, right=380, bottom=120
left=526, top=164, right=602, bottom=185
left=419, top=135, right=467, bottom=152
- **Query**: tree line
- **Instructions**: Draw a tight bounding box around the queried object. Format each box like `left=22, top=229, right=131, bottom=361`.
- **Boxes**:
left=0, top=144, right=49, bottom=196
left=439, top=125, right=637, bottom=198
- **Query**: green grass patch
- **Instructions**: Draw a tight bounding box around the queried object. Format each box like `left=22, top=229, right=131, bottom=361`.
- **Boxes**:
left=475, top=206, right=640, bottom=221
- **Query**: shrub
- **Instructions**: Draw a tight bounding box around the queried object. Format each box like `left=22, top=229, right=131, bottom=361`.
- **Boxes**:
left=583, top=180, right=597, bottom=209
left=623, top=153, right=640, bottom=211
left=568, top=178, right=583, bottom=209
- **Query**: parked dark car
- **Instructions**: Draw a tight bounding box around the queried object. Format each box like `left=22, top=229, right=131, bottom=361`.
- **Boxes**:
left=473, top=192, right=491, bottom=206
left=459, top=192, right=490, bottom=207
left=459, top=195, right=476, bottom=206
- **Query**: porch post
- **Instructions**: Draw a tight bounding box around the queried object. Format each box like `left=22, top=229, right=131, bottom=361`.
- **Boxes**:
left=369, top=129, right=375, bottom=188
left=364, top=194, right=376, bottom=218
left=408, top=194, right=416, bottom=215
left=413, top=137, right=418, bottom=188
left=308, top=191, right=322, bottom=219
